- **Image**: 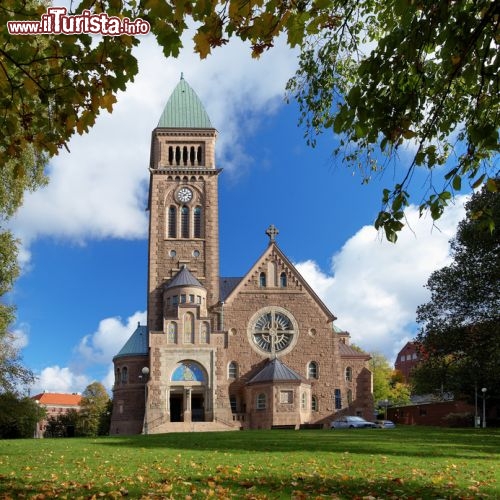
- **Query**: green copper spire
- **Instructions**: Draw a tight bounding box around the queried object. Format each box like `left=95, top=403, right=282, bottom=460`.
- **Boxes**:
left=157, top=75, right=213, bottom=128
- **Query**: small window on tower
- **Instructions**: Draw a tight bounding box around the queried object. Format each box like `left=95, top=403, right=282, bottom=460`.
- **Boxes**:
left=194, top=207, right=202, bottom=238
left=168, top=206, right=177, bottom=238
left=181, top=206, right=189, bottom=238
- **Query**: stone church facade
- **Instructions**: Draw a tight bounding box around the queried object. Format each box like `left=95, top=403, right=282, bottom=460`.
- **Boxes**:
left=110, top=77, right=373, bottom=434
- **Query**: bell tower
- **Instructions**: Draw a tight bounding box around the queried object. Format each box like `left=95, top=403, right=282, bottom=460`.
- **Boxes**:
left=147, top=76, right=220, bottom=331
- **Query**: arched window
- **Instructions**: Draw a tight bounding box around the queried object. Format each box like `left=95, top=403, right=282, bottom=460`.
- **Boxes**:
left=345, top=366, right=353, bottom=382
left=280, top=272, right=287, bottom=287
left=334, top=388, right=342, bottom=409
left=167, top=322, right=177, bottom=344
left=259, top=272, right=266, bottom=287
left=197, top=146, right=203, bottom=165
left=181, top=206, right=189, bottom=238
left=308, top=361, right=318, bottom=379
left=194, top=206, right=202, bottom=238
left=175, top=146, right=181, bottom=165
left=121, top=367, right=128, bottom=384
left=115, top=368, right=121, bottom=385
left=311, top=395, right=318, bottom=412
left=182, top=146, right=188, bottom=165
left=228, top=361, right=238, bottom=379
left=168, top=146, right=174, bottom=165
left=200, top=322, right=209, bottom=344
left=190, top=146, right=196, bottom=165
left=256, top=393, right=266, bottom=410
left=183, top=312, right=194, bottom=343
left=347, top=389, right=353, bottom=404
left=168, top=206, right=177, bottom=238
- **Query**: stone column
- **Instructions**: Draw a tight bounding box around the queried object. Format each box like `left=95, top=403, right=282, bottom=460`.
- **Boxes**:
left=184, top=388, right=192, bottom=423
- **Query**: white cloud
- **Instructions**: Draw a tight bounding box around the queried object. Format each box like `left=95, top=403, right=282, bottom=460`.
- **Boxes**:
left=296, top=198, right=468, bottom=363
left=30, top=366, right=90, bottom=395
left=11, top=324, right=29, bottom=350
left=28, top=311, right=146, bottom=395
left=76, top=310, right=146, bottom=366
left=10, top=33, right=297, bottom=261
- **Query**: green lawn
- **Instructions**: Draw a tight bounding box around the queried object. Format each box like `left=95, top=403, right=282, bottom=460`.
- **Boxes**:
left=0, top=427, right=498, bottom=498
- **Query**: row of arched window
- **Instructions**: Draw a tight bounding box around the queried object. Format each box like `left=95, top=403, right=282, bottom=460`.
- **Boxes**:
left=116, top=367, right=128, bottom=384
left=167, top=145, right=204, bottom=167
left=168, top=205, right=202, bottom=239
left=259, top=272, right=287, bottom=288
left=166, top=316, right=210, bottom=344
left=227, top=361, right=353, bottom=382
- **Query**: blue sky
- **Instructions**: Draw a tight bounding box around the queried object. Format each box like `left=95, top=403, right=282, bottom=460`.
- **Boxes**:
left=8, top=32, right=470, bottom=395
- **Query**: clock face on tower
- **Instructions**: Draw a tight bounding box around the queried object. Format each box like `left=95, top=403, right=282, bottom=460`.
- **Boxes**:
left=177, top=187, right=193, bottom=203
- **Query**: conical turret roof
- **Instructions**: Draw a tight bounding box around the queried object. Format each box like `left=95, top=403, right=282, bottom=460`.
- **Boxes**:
left=165, top=265, right=204, bottom=290
left=157, top=75, right=213, bottom=129
left=114, top=324, right=148, bottom=360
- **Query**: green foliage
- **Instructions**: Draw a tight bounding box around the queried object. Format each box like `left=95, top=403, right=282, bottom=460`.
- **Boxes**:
left=370, top=352, right=411, bottom=407
left=0, top=429, right=498, bottom=497
left=414, top=180, right=500, bottom=404
left=369, top=352, right=392, bottom=402
left=0, top=392, right=45, bottom=438
left=0, top=332, right=35, bottom=394
left=77, top=382, right=111, bottom=436
left=0, top=232, right=19, bottom=342
left=44, top=409, right=79, bottom=438
left=3, top=0, right=498, bottom=246
left=1, top=0, right=139, bottom=176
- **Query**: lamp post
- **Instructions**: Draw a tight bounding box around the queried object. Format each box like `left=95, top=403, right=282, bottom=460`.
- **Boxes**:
left=481, top=387, right=487, bottom=428
left=142, top=366, right=150, bottom=435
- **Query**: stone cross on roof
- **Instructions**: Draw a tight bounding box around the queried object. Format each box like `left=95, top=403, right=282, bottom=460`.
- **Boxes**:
left=266, top=224, right=279, bottom=243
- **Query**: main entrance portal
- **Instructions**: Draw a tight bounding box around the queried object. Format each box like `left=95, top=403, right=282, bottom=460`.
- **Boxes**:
left=169, top=361, right=208, bottom=423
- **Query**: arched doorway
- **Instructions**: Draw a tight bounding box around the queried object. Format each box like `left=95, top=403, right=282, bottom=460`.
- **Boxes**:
left=169, top=361, right=208, bottom=422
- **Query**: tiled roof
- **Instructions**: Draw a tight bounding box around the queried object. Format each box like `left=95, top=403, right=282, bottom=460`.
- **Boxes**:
left=165, top=266, right=204, bottom=289
left=157, top=76, right=213, bottom=129
left=32, top=393, right=82, bottom=406
left=114, top=324, right=149, bottom=359
left=247, top=358, right=305, bottom=384
left=220, top=277, right=242, bottom=301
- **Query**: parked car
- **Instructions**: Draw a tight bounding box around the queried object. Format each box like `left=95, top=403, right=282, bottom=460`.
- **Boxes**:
left=375, top=419, right=396, bottom=429
left=330, top=416, right=377, bottom=429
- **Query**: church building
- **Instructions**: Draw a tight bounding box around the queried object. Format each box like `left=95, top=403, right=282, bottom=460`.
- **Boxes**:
left=110, top=77, right=373, bottom=434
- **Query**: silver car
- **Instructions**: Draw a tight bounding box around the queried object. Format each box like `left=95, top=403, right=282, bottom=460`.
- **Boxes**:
left=375, top=419, right=396, bottom=429
left=330, top=416, right=377, bottom=429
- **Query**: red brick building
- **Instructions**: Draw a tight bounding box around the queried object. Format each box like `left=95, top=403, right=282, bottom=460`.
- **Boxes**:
left=394, top=341, right=420, bottom=382
left=31, top=392, right=82, bottom=438
left=110, top=77, right=374, bottom=434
